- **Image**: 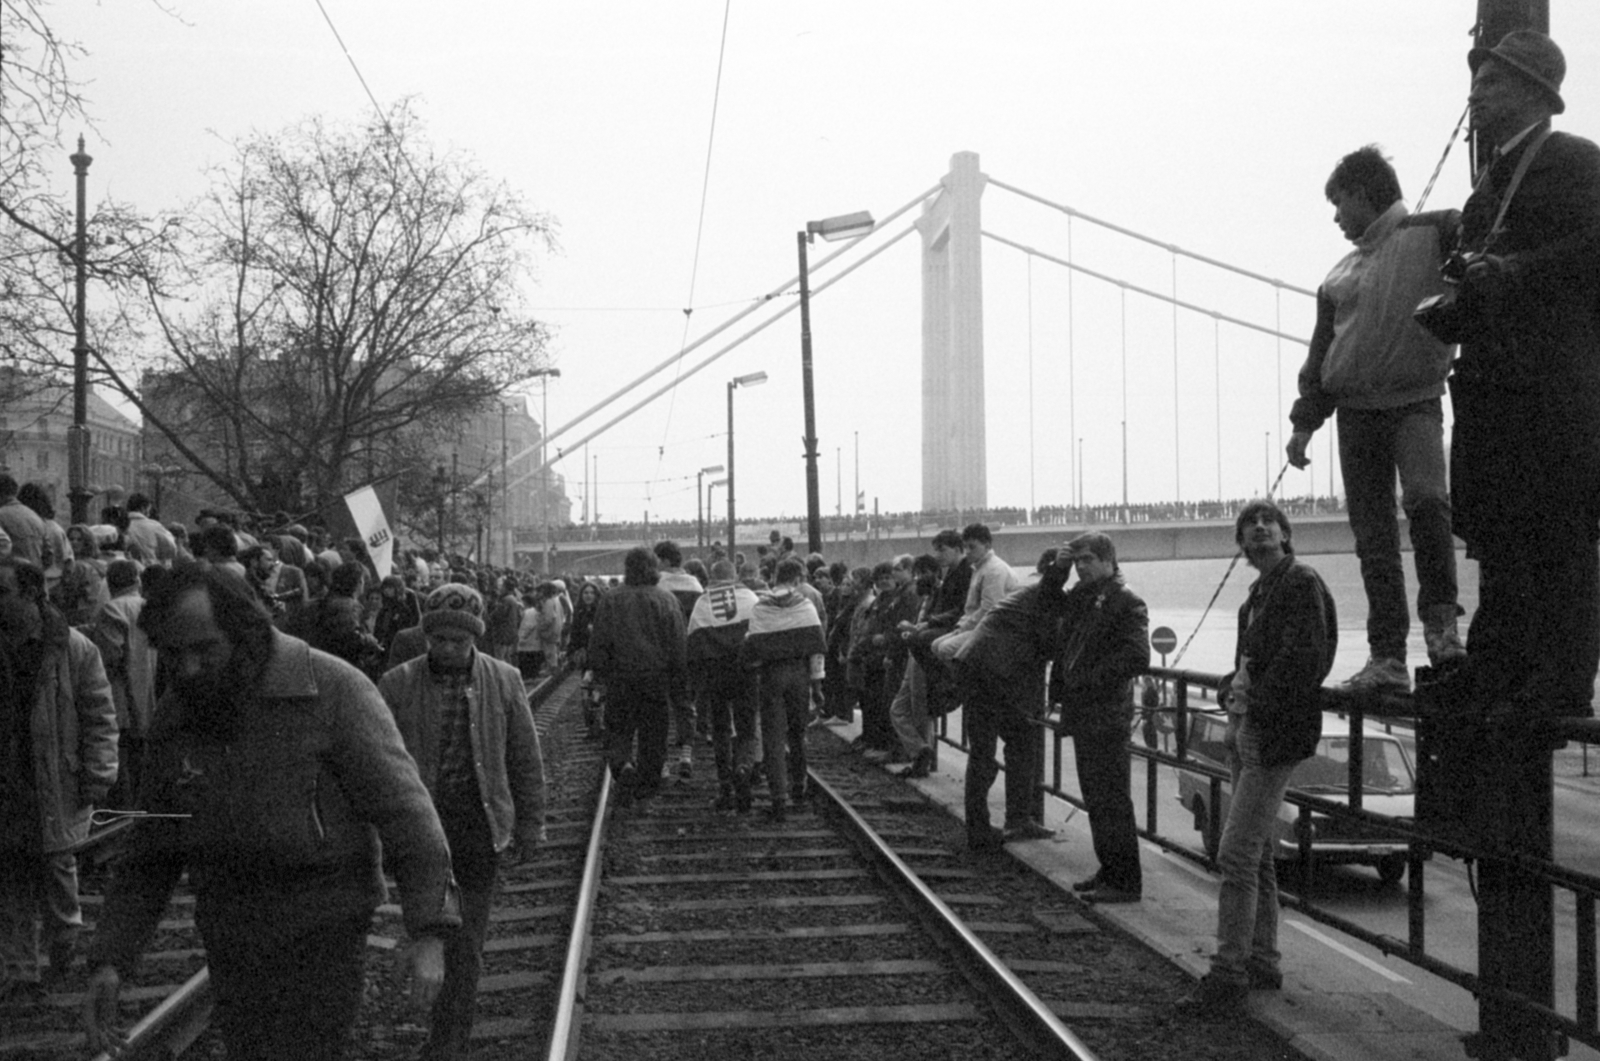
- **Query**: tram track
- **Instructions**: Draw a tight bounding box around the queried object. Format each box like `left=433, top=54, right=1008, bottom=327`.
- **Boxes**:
left=4, top=672, right=1301, bottom=1061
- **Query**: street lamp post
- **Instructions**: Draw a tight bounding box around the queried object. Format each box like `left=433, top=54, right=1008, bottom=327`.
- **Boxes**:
left=696, top=463, right=724, bottom=548
left=706, top=478, right=727, bottom=549
left=528, top=368, right=561, bottom=573
left=68, top=137, right=94, bottom=526
left=797, top=209, right=874, bottom=556
left=726, top=371, right=768, bottom=551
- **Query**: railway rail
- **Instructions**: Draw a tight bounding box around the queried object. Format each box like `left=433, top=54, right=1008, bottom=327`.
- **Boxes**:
left=2, top=674, right=1300, bottom=1061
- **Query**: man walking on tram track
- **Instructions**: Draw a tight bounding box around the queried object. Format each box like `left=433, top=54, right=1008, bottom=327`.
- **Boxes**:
left=378, top=582, right=546, bottom=1060
left=1050, top=532, right=1150, bottom=904
left=1178, top=500, right=1336, bottom=1015
left=686, top=559, right=761, bottom=812
left=0, top=556, right=117, bottom=1007
left=82, top=563, right=459, bottom=1061
left=588, top=546, right=688, bottom=805
left=743, top=558, right=827, bottom=822
left=1287, top=144, right=1463, bottom=696
left=654, top=540, right=705, bottom=781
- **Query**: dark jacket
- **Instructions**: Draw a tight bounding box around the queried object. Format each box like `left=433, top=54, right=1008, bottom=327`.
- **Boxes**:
left=589, top=583, right=688, bottom=697
left=1049, top=572, right=1150, bottom=734
left=87, top=632, right=459, bottom=975
left=1450, top=125, right=1600, bottom=549
left=927, top=557, right=974, bottom=631
left=1221, top=556, right=1337, bottom=767
left=960, top=565, right=1071, bottom=683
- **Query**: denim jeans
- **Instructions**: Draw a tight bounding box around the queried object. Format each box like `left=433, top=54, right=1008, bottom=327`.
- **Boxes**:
left=699, top=662, right=759, bottom=784
left=1211, top=715, right=1298, bottom=985
left=1336, top=399, right=1458, bottom=661
left=889, top=658, right=931, bottom=759
left=759, top=660, right=811, bottom=806
left=427, top=804, right=499, bottom=1060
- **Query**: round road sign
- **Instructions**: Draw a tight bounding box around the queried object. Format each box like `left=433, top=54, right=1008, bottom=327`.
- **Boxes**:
left=1151, top=626, right=1178, bottom=655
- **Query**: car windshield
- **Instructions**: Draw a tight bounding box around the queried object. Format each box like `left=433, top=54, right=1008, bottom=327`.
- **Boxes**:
left=1289, top=736, right=1414, bottom=796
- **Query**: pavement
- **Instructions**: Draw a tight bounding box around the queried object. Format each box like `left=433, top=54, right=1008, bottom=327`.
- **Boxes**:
left=822, top=715, right=1502, bottom=1061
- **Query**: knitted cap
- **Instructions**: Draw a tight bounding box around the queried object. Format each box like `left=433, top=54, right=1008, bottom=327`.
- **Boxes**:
left=421, top=582, right=486, bottom=639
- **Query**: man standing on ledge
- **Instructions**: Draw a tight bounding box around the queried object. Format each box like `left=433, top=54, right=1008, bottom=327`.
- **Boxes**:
left=1288, top=145, right=1463, bottom=695
left=1051, top=532, right=1149, bottom=904
left=1179, top=500, right=1336, bottom=1015
left=1437, top=30, right=1600, bottom=721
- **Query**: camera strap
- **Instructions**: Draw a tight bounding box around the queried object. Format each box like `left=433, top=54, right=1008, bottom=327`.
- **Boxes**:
left=1479, top=126, right=1553, bottom=252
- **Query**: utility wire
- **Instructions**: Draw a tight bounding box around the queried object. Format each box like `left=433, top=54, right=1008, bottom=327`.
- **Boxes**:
left=656, top=0, right=734, bottom=473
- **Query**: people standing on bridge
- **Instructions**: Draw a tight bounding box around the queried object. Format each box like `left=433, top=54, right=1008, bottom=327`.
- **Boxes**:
left=743, top=558, right=827, bottom=822
left=1051, top=533, right=1150, bottom=904
left=888, top=554, right=946, bottom=778
left=956, top=549, right=1067, bottom=851
left=83, top=563, right=457, bottom=1060
left=587, top=546, right=687, bottom=805
left=379, top=582, right=546, bottom=1061
left=1287, top=144, right=1463, bottom=696
left=0, top=557, right=117, bottom=1006
left=654, top=540, right=705, bottom=781
left=1432, top=31, right=1600, bottom=721
left=686, top=560, right=761, bottom=812
left=1179, top=501, right=1336, bottom=1015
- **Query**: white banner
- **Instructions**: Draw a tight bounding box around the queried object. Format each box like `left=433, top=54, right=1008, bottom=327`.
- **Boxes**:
left=344, top=485, right=394, bottom=580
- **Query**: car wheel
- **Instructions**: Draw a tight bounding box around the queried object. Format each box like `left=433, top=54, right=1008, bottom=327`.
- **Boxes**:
left=1377, top=853, right=1406, bottom=886
left=1194, top=797, right=1220, bottom=862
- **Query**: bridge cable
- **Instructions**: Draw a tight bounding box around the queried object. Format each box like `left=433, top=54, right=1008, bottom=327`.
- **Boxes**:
left=1167, top=459, right=1293, bottom=670
left=1415, top=103, right=1471, bottom=212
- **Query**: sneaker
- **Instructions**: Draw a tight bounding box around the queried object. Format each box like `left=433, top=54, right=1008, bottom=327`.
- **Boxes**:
left=1071, top=873, right=1103, bottom=893
left=1174, top=972, right=1249, bottom=1017
left=1339, top=656, right=1410, bottom=695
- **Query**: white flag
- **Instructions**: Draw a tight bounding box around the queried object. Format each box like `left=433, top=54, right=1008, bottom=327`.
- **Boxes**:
left=344, top=485, right=394, bottom=580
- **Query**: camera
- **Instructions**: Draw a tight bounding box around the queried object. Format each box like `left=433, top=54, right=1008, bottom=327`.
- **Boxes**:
left=1413, top=250, right=1486, bottom=345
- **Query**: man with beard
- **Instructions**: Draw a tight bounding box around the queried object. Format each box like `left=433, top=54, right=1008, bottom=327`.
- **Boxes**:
left=379, top=583, right=546, bottom=1060
left=0, top=557, right=117, bottom=1006
left=82, top=564, right=458, bottom=1060
left=1179, top=500, right=1336, bottom=1015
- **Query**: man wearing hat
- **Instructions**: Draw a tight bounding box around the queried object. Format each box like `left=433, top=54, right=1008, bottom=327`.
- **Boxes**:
left=1050, top=532, right=1150, bottom=904
left=1443, top=29, right=1600, bottom=721
left=379, top=582, right=547, bottom=1060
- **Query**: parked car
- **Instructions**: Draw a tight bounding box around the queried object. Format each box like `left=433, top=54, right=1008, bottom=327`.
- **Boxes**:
left=1176, top=711, right=1419, bottom=884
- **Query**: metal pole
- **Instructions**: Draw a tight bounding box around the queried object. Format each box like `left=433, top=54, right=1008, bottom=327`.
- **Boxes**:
left=835, top=447, right=841, bottom=517
left=797, top=231, right=823, bottom=556
left=853, top=431, right=859, bottom=518
left=696, top=470, right=704, bottom=549
left=726, top=381, right=736, bottom=552
left=541, top=382, right=549, bottom=574
left=68, top=136, right=93, bottom=526
left=501, top=402, right=509, bottom=567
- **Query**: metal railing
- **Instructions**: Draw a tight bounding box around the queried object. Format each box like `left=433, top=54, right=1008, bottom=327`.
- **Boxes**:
left=936, top=666, right=1600, bottom=1055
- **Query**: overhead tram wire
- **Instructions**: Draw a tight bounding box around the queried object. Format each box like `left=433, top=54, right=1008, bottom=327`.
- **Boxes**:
left=311, top=0, right=425, bottom=188
left=472, top=184, right=941, bottom=490
left=497, top=223, right=919, bottom=494
left=655, top=0, right=735, bottom=473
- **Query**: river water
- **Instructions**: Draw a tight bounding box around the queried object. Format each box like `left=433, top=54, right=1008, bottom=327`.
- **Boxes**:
left=1028, top=549, right=1480, bottom=683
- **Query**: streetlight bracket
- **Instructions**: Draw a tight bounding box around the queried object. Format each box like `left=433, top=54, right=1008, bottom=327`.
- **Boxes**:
left=806, top=210, right=876, bottom=243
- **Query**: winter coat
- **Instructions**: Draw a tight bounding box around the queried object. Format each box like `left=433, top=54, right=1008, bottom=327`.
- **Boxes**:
left=1048, top=573, right=1150, bottom=735
left=379, top=650, right=546, bottom=852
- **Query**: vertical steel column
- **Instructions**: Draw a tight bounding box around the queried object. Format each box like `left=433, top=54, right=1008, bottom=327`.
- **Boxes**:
left=797, top=231, right=823, bottom=557
left=68, top=138, right=93, bottom=526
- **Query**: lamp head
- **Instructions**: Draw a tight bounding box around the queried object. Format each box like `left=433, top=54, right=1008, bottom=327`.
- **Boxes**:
left=732, top=371, right=768, bottom=388
left=806, top=210, right=875, bottom=243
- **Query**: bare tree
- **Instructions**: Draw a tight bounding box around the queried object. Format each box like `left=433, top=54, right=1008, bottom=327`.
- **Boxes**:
left=119, top=100, right=557, bottom=516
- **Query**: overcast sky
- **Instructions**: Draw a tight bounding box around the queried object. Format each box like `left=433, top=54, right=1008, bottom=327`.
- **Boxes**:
left=41, top=1, right=1600, bottom=526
